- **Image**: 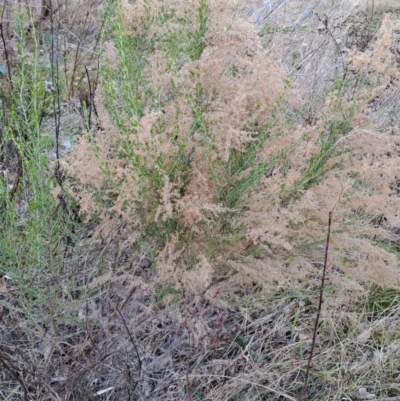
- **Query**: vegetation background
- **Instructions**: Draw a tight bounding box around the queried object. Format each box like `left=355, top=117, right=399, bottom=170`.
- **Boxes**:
left=1, top=0, right=400, bottom=400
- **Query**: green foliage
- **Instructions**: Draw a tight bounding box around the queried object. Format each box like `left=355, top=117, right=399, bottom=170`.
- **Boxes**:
left=100, top=0, right=212, bottom=253
left=0, top=8, right=81, bottom=325
left=280, top=79, right=355, bottom=206
left=365, top=285, right=400, bottom=316
left=3, top=2, right=400, bottom=400
left=159, top=0, right=208, bottom=64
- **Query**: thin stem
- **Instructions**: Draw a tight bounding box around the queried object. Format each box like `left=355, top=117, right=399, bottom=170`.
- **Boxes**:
left=300, top=210, right=332, bottom=400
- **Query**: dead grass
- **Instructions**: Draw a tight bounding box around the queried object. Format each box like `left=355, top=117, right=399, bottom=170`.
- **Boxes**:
left=2, top=0, right=400, bottom=400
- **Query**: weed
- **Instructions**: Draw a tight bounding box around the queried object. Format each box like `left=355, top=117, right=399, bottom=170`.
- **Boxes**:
left=280, top=81, right=355, bottom=206
left=365, top=285, right=400, bottom=316
left=2, top=1, right=400, bottom=400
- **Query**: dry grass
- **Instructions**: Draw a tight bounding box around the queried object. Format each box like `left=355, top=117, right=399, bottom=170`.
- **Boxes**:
left=2, top=0, right=400, bottom=400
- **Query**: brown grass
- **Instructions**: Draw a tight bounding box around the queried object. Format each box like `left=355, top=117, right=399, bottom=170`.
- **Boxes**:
left=2, top=0, right=400, bottom=400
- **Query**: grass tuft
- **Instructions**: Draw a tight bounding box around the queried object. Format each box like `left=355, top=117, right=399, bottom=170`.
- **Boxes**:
left=2, top=1, right=400, bottom=400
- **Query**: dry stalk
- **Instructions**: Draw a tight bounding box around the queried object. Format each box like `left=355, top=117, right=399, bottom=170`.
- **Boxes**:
left=48, top=0, right=63, bottom=187
left=298, top=181, right=348, bottom=400
left=0, top=350, right=29, bottom=401
left=378, top=397, right=400, bottom=401
left=299, top=210, right=333, bottom=400
left=116, top=307, right=142, bottom=394
left=316, top=13, right=348, bottom=82
left=0, top=3, right=13, bottom=89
